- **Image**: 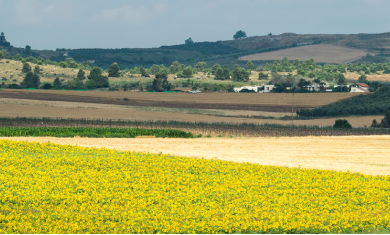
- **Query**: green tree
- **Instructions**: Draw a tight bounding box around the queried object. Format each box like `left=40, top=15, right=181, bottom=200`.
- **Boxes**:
left=107, top=62, right=120, bottom=77
left=21, top=72, right=40, bottom=88
left=150, top=64, right=161, bottom=75
left=169, top=65, right=176, bottom=74
left=77, top=69, right=86, bottom=80
left=25, top=45, right=31, bottom=55
left=67, top=78, right=85, bottom=90
left=282, top=56, right=290, bottom=67
left=211, top=63, right=221, bottom=75
left=371, top=119, right=379, bottom=128
left=22, top=63, right=32, bottom=73
left=89, top=75, right=109, bottom=88
left=182, top=66, right=193, bottom=78
left=195, top=61, right=207, bottom=71
left=222, top=67, right=230, bottom=80
left=88, top=67, right=103, bottom=79
left=293, top=58, right=300, bottom=67
left=298, top=78, right=310, bottom=88
left=53, top=77, right=62, bottom=89
left=333, top=119, right=352, bottom=129
left=297, top=68, right=306, bottom=76
left=87, top=67, right=109, bottom=88
left=232, top=68, right=249, bottom=82
left=258, top=72, right=269, bottom=80
left=358, top=74, right=367, bottom=83
left=233, top=64, right=241, bottom=70
left=152, top=69, right=171, bottom=91
left=337, top=73, right=347, bottom=91
left=380, top=111, right=390, bottom=128
left=0, top=49, right=7, bottom=59
left=140, top=67, right=149, bottom=77
left=233, top=30, right=247, bottom=39
left=185, top=37, right=194, bottom=44
left=214, top=68, right=224, bottom=80
left=246, top=60, right=255, bottom=71
left=307, top=71, right=317, bottom=78
left=65, top=58, right=78, bottom=68
left=170, top=61, right=181, bottom=74
left=42, top=83, right=52, bottom=90
left=33, top=65, right=40, bottom=75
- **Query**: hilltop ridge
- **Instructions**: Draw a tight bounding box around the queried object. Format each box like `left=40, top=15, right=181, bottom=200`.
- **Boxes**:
left=2, top=32, right=390, bottom=69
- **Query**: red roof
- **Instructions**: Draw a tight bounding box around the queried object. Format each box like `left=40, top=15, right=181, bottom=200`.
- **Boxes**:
left=357, top=83, right=369, bottom=87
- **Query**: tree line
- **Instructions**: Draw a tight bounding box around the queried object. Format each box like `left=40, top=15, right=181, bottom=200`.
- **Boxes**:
left=3, top=49, right=390, bottom=93
left=297, top=86, right=390, bottom=118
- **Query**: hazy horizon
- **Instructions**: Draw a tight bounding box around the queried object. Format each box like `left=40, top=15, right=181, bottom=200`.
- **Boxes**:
left=1, top=0, right=389, bottom=50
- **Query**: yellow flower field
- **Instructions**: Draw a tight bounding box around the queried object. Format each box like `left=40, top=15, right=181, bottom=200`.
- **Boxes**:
left=0, top=140, right=389, bottom=234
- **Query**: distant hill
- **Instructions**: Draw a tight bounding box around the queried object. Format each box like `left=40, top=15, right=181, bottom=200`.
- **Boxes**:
left=3, top=32, right=390, bottom=69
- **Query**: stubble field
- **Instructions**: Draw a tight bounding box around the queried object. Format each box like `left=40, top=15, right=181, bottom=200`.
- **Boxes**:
left=2, top=135, right=389, bottom=176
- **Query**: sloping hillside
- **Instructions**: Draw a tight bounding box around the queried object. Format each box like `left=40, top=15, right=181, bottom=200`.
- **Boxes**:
left=3, top=32, right=390, bottom=69
left=239, top=44, right=367, bottom=64
left=221, top=32, right=390, bottom=52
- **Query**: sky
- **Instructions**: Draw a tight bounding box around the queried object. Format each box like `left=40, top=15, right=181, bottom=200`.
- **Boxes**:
left=0, top=0, right=389, bottom=50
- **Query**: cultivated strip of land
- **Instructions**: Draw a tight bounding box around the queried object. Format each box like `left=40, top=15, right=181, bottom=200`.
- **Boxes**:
left=0, top=103, right=384, bottom=128
left=3, top=136, right=389, bottom=176
left=239, top=44, right=367, bottom=64
left=0, top=89, right=359, bottom=112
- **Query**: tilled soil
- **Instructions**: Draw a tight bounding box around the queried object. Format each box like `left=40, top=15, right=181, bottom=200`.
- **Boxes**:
left=2, top=136, right=390, bottom=176
left=0, top=91, right=307, bottom=112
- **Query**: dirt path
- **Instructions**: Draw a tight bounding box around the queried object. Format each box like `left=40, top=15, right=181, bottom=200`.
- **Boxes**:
left=3, top=136, right=390, bottom=176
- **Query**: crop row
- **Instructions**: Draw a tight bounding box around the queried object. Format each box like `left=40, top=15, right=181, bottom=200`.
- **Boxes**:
left=1, top=117, right=390, bottom=137
left=0, top=140, right=389, bottom=233
left=0, top=127, right=193, bottom=138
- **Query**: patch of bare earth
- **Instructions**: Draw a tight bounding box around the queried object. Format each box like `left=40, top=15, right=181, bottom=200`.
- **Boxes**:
left=3, top=136, right=389, bottom=176
left=0, top=89, right=360, bottom=113
left=239, top=44, right=367, bottom=64
left=0, top=102, right=383, bottom=127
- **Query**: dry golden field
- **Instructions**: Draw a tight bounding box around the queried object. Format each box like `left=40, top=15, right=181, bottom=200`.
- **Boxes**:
left=239, top=44, right=367, bottom=63
left=346, top=72, right=390, bottom=82
left=0, top=60, right=87, bottom=84
left=3, top=135, right=389, bottom=176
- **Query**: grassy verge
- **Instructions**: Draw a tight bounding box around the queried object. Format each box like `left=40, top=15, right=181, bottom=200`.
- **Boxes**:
left=0, top=127, right=193, bottom=138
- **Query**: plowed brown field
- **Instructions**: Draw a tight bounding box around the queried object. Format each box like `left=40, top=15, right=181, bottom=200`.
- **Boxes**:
left=0, top=89, right=359, bottom=108
left=0, top=102, right=383, bottom=127
left=3, top=136, right=389, bottom=176
left=239, top=44, right=367, bottom=64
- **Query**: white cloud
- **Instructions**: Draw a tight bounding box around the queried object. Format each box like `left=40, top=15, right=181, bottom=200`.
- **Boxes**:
left=14, top=0, right=75, bottom=25
left=94, top=3, right=167, bottom=23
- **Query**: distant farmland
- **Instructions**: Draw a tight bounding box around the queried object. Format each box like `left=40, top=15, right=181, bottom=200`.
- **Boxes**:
left=239, top=44, right=367, bottom=64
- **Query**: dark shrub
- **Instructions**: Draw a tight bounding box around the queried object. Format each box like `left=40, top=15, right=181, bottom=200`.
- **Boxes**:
left=333, top=119, right=352, bottom=129
left=42, top=83, right=52, bottom=90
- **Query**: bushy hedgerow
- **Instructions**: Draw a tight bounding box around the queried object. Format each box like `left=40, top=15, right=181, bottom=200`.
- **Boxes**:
left=297, top=87, right=390, bottom=117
